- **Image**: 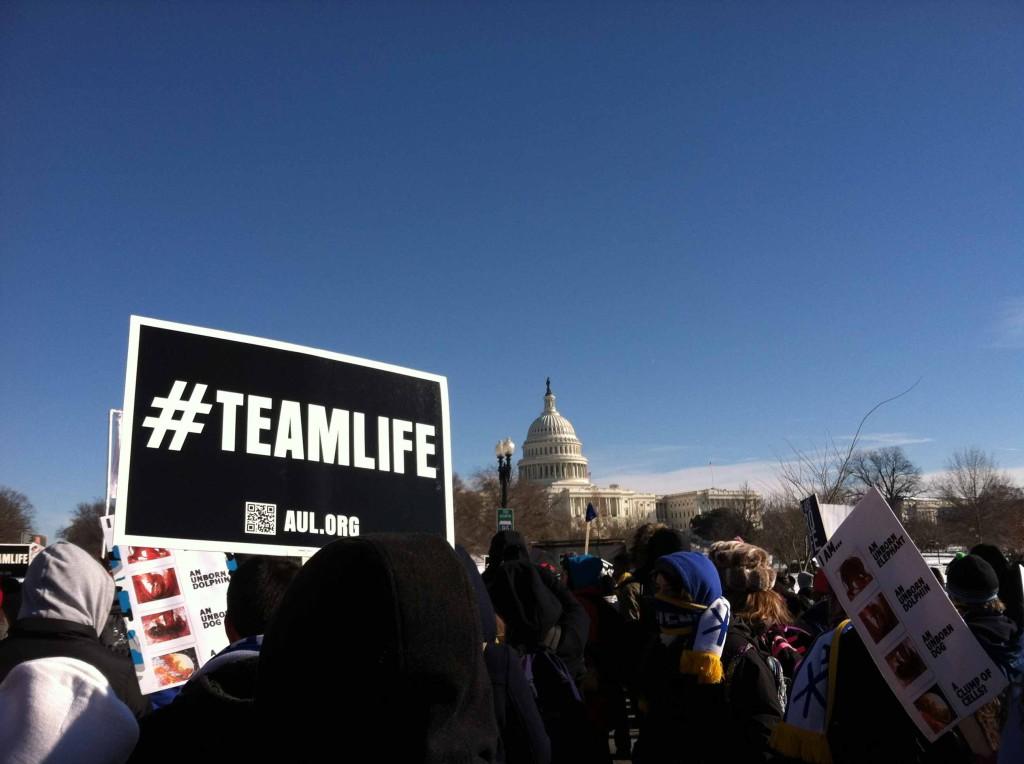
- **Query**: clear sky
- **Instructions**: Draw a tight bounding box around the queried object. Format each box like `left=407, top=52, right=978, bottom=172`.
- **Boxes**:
left=2, top=2, right=1022, bottom=540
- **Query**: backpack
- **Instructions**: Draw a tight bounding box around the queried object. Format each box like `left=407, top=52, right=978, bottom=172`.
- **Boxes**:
left=521, top=646, right=582, bottom=715
left=521, top=646, right=589, bottom=762
left=726, top=634, right=788, bottom=715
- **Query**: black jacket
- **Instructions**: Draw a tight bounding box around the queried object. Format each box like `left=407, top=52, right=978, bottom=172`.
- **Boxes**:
left=484, top=643, right=552, bottom=764
left=129, top=655, right=258, bottom=761
left=0, top=617, right=148, bottom=719
left=828, top=628, right=968, bottom=764
left=634, top=621, right=782, bottom=764
left=258, top=534, right=498, bottom=763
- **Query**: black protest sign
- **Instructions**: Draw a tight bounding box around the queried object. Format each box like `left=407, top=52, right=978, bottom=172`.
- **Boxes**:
left=115, top=317, right=452, bottom=556
left=0, top=544, right=34, bottom=578
left=800, top=494, right=828, bottom=553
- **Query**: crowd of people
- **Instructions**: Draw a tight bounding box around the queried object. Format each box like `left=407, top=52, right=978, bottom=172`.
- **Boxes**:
left=0, top=528, right=1021, bottom=763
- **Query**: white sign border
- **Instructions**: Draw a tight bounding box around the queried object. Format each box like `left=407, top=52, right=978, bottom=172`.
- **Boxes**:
left=114, top=315, right=455, bottom=556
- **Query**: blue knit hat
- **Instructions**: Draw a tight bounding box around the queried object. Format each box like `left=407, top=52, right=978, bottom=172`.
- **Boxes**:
left=565, top=554, right=603, bottom=591
left=654, top=552, right=723, bottom=607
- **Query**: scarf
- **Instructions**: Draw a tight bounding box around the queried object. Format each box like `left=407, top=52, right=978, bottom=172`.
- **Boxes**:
left=655, top=592, right=732, bottom=684
left=770, top=619, right=852, bottom=764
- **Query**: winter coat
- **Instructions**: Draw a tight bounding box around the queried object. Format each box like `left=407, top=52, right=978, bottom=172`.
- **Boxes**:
left=961, top=607, right=1023, bottom=680
left=257, top=533, right=499, bottom=763
left=0, top=655, right=139, bottom=763
left=483, top=540, right=590, bottom=683
left=129, top=637, right=263, bottom=762
left=456, top=545, right=551, bottom=764
left=828, top=628, right=969, bottom=764
left=484, top=644, right=552, bottom=764
left=614, top=574, right=643, bottom=622
left=0, top=541, right=147, bottom=719
left=634, top=620, right=783, bottom=764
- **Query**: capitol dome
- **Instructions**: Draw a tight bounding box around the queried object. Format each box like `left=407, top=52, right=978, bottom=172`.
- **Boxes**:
left=518, top=379, right=589, bottom=486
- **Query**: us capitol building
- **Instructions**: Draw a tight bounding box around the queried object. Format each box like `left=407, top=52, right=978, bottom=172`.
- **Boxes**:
left=517, top=380, right=759, bottom=532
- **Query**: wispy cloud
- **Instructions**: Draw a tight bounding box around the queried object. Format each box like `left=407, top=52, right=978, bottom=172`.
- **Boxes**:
left=599, top=459, right=787, bottom=495
left=585, top=443, right=695, bottom=475
left=992, top=297, right=1024, bottom=348
left=836, top=432, right=933, bottom=448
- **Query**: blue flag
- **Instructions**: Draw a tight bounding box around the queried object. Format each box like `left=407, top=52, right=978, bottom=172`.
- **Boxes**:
left=585, top=503, right=597, bottom=522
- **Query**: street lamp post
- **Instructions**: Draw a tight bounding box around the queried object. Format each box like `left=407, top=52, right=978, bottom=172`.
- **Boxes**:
left=495, top=438, right=515, bottom=508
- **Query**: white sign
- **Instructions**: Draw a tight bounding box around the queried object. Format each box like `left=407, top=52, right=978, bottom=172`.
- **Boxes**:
left=111, top=546, right=232, bottom=694
left=815, top=489, right=1008, bottom=742
left=818, top=502, right=854, bottom=540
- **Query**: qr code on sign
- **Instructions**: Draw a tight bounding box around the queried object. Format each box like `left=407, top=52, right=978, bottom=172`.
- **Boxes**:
left=244, top=502, right=277, bottom=536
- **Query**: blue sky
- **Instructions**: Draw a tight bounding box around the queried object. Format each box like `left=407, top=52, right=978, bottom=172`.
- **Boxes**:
left=2, top=2, right=1022, bottom=539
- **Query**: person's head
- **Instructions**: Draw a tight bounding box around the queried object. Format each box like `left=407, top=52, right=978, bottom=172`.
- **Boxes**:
left=225, top=556, right=301, bottom=643
left=796, top=571, right=813, bottom=594
left=969, top=544, right=1009, bottom=582
left=486, top=530, right=529, bottom=567
left=653, top=551, right=722, bottom=607
left=635, top=527, right=689, bottom=586
left=258, top=534, right=497, bottom=762
left=652, top=552, right=730, bottom=683
left=708, top=540, right=792, bottom=628
left=19, top=541, right=113, bottom=637
left=629, top=523, right=668, bottom=575
left=946, top=554, right=1004, bottom=613
left=564, top=554, right=603, bottom=592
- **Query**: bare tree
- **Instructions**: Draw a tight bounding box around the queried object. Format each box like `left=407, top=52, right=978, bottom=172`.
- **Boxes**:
left=749, top=493, right=812, bottom=568
left=453, top=473, right=490, bottom=555
left=57, top=500, right=105, bottom=560
left=0, top=487, right=36, bottom=542
left=453, top=470, right=565, bottom=555
left=778, top=381, right=921, bottom=504
left=931, top=448, right=1017, bottom=546
left=850, top=447, right=923, bottom=514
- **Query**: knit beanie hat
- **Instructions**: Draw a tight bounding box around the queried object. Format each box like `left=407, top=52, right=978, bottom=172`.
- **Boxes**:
left=946, top=554, right=1000, bottom=606
left=797, top=571, right=813, bottom=592
left=565, top=554, right=603, bottom=591
left=653, top=552, right=730, bottom=684
left=708, top=540, right=776, bottom=593
left=0, top=656, right=139, bottom=763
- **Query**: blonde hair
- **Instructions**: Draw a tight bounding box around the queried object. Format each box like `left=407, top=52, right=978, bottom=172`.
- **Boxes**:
left=733, top=590, right=794, bottom=629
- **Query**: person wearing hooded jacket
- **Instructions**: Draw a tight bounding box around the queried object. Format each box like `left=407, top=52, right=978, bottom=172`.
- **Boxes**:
left=257, top=533, right=498, bottom=763
left=0, top=541, right=147, bottom=719
left=456, top=545, right=551, bottom=764
left=128, top=556, right=301, bottom=762
left=634, top=551, right=782, bottom=764
left=483, top=530, right=589, bottom=682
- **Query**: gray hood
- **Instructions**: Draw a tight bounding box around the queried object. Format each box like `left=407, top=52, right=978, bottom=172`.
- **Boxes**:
left=18, top=541, right=113, bottom=636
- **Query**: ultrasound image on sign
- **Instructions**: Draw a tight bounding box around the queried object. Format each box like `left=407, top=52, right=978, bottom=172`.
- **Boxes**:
left=115, top=317, right=452, bottom=556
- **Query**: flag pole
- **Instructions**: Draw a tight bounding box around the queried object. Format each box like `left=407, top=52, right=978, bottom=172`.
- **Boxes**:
left=584, top=522, right=591, bottom=556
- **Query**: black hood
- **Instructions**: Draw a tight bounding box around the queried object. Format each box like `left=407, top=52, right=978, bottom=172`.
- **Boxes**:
left=486, top=531, right=530, bottom=567
left=258, top=534, right=497, bottom=763
left=483, top=559, right=563, bottom=650
left=962, top=609, right=1022, bottom=675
